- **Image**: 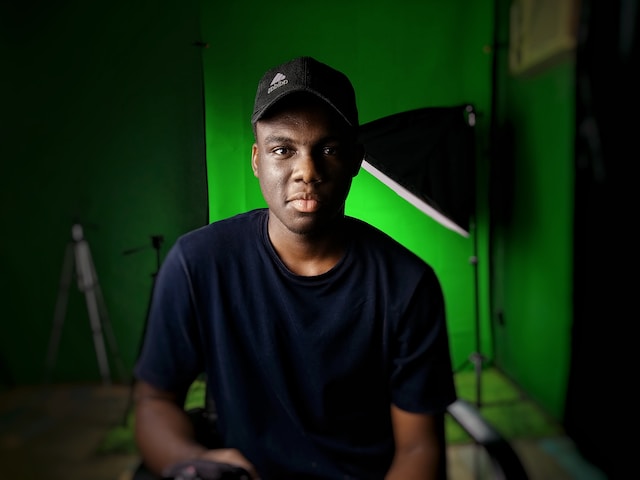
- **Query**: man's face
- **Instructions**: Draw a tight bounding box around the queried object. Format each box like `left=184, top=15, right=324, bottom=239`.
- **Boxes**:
left=252, top=95, right=362, bottom=237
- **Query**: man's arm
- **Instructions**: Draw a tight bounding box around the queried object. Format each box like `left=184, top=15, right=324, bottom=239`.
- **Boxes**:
left=385, top=404, right=448, bottom=480
left=134, top=380, right=258, bottom=478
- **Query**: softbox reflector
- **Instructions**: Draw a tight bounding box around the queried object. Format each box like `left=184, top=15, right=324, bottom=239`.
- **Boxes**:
left=358, top=105, right=476, bottom=237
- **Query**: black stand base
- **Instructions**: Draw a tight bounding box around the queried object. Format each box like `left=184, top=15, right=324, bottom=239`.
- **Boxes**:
left=468, top=351, right=486, bottom=408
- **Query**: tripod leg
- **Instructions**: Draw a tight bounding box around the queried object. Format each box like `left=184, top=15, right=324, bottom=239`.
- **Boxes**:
left=75, top=240, right=112, bottom=386
left=91, top=257, right=128, bottom=383
left=44, top=242, right=75, bottom=384
left=85, top=286, right=111, bottom=385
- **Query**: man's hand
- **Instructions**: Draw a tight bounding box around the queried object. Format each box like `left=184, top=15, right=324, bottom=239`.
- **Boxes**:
left=162, top=454, right=257, bottom=480
left=197, top=448, right=260, bottom=479
left=134, top=381, right=258, bottom=478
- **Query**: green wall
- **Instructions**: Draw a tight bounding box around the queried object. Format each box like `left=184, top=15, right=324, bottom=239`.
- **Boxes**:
left=1, top=0, right=208, bottom=384
left=200, top=0, right=495, bottom=374
left=491, top=62, right=575, bottom=419
left=489, top=1, right=575, bottom=419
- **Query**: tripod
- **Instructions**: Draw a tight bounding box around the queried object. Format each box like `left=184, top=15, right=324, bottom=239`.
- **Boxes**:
left=45, top=224, right=126, bottom=385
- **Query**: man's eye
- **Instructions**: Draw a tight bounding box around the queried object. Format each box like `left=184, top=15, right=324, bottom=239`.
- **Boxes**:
left=272, top=147, right=289, bottom=155
left=322, top=146, right=339, bottom=156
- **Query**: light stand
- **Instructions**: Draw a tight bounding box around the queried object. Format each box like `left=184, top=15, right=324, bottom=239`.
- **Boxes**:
left=359, top=103, right=491, bottom=479
left=456, top=105, right=486, bottom=409
left=359, top=104, right=485, bottom=407
left=121, top=234, right=164, bottom=424
left=123, top=235, right=164, bottom=351
left=468, top=217, right=485, bottom=408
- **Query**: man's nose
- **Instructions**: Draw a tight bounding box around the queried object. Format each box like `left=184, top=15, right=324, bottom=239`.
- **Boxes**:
left=294, top=151, right=322, bottom=183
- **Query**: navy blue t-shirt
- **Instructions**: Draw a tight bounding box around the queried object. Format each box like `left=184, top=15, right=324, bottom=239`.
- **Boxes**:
left=135, top=209, right=456, bottom=479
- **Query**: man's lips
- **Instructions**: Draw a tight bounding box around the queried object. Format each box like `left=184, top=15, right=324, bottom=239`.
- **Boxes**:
left=287, top=192, right=321, bottom=213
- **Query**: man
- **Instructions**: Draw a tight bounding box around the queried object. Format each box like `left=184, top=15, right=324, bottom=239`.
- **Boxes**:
left=134, top=56, right=457, bottom=480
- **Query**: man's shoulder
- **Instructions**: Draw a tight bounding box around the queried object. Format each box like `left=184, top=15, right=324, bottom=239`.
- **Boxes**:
left=177, top=209, right=266, bottom=252
left=346, top=216, right=432, bottom=271
left=346, top=216, right=419, bottom=253
left=184, top=209, right=265, bottom=238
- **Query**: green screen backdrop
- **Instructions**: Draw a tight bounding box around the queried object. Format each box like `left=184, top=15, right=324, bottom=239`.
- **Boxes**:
left=199, top=0, right=494, bottom=372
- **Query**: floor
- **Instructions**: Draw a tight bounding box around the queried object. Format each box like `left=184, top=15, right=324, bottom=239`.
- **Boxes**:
left=0, top=381, right=608, bottom=480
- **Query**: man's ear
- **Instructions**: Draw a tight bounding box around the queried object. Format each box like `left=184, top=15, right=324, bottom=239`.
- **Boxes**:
left=251, top=143, right=259, bottom=178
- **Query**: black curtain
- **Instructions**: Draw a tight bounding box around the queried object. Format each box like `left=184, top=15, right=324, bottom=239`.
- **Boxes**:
left=566, top=1, right=638, bottom=478
left=358, top=105, right=476, bottom=235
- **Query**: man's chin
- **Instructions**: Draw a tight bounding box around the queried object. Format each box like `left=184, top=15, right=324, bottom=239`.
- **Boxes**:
left=287, top=212, right=345, bottom=237
left=287, top=217, right=321, bottom=236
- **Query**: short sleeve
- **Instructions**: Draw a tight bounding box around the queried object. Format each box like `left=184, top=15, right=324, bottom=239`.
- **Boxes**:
left=133, top=240, right=203, bottom=397
left=390, top=267, right=457, bottom=414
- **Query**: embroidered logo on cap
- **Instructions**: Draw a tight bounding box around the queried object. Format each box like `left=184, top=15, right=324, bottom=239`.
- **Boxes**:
left=268, top=72, right=288, bottom=94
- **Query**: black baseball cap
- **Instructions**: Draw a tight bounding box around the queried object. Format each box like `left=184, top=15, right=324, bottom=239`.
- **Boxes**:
left=251, top=56, right=359, bottom=128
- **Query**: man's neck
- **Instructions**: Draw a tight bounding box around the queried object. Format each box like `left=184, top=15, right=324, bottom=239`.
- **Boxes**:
left=267, top=216, right=347, bottom=277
